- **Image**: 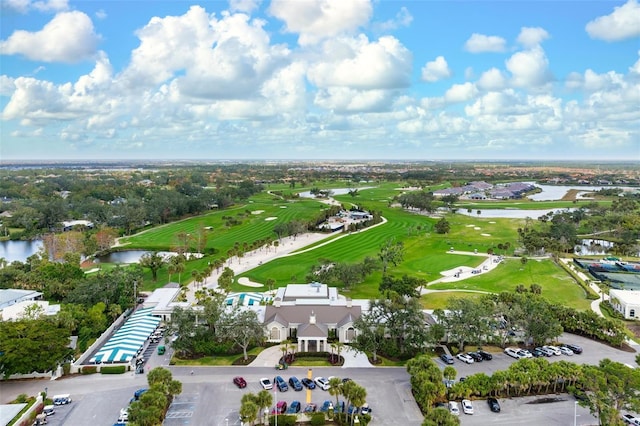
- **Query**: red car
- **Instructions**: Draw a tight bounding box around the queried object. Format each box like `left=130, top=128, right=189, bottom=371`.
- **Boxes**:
left=271, top=401, right=287, bottom=414
left=233, top=376, right=247, bottom=388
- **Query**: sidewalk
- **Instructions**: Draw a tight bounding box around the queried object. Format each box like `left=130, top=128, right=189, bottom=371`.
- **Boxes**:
left=248, top=345, right=373, bottom=368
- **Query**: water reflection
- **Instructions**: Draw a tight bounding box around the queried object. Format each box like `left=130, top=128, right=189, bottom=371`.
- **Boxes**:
left=574, top=239, right=614, bottom=256
left=95, top=250, right=173, bottom=264
left=0, top=240, right=44, bottom=263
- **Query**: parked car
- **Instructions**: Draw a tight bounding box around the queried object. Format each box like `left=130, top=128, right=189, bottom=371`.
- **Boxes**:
left=477, top=350, right=493, bottom=360
left=448, top=401, right=460, bottom=416
left=315, top=377, right=330, bottom=391
left=271, top=401, right=287, bottom=414
left=468, top=352, right=483, bottom=362
left=133, top=389, right=147, bottom=401
left=288, top=376, right=303, bottom=391
left=360, top=403, right=372, bottom=415
left=118, top=408, right=129, bottom=422
left=274, top=375, right=288, bottom=391
left=304, top=403, right=317, bottom=413
left=504, top=347, right=521, bottom=359
left=488, top=397, right=501, bottom=413
left=347, top=405, right=359, bottom=415
left=560, top=346, right=574, bottom=356
left=622, top=413, right=640, bottom=425
left=301, top=378, right=316, bottom=389
left=461, top=399, right=474, bottom=415
left=43, top=405, right=55, bottom=416
left=287, top=401, right=301, bottom=414
left=456, top=353, right=474, bottom=364
left=440, top=354, right=455, bottom=364
left=517, top=349, right=533, bottom=358
left=536, top=346, right=554, bottom=357
left=564, top=343, right=583, bottom=354
left=531, top=348, right=544, bottom=357
left=544, top=345, right=562, bottom=355
left=259, top=378, right=273, bottom=390
left=320, top=401, right=334, bottom=412
left=233, top=376, right=247, bottom=388
left=52, top=394, right=72, bottom=405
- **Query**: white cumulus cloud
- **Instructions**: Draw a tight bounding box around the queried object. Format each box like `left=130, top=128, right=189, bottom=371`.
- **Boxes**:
left=307, top=35, right=412, bottom=90
left=506, top=46, right=551, bottom=88
left=585, top=0, right=640, bottom=41
left=421, top=56, right=452, bottom=82
left=445, top=82, right=478, bottom=103
left=517, top=27, right=549, bottom=47
left=464, top=33, right=506, bottom=53
left=0, top=11, right=99, bottom=63
left=477, top=68, right=507, bottom=91
left=229, top=0, right=261, bottom=13
left=269, top=0, right=372, bottom=45
left=2, top=0, right=68, bottom=13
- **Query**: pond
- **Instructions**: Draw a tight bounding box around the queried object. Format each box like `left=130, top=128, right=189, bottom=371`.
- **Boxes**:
left=0, top=239, right=44, bottom=263
left=455, top=208, right=575, bottom=219
left=298, top=187, right=376, bottom=198
left=574, top=239, right=614, bottom=256
left=527, top=183, right=635, bottom=201
left=95, top=250, right=174, bottom=264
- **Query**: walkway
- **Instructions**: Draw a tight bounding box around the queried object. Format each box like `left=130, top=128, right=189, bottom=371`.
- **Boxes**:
left=248, top=345, right=373, bottom=368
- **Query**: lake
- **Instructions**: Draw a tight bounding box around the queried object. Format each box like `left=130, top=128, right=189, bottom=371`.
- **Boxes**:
left=0, top=240, right=44, bottom=263
left=455, top=208, right=575, bottom=219
left=527, top=183, right=634, bottom=201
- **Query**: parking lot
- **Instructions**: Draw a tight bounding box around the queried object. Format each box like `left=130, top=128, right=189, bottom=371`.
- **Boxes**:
left=0, top=333, right=635, bottom=425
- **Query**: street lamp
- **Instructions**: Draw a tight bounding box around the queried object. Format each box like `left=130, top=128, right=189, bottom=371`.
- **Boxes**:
left=44, top=387, right=47, bottom=398
left=574, top=401, right=578, bottom=426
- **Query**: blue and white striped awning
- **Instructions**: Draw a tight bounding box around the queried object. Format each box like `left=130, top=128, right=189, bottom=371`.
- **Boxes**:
left=89, top=307, right=161, bottom=363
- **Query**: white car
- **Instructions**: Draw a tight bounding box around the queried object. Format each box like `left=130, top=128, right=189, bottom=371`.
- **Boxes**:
left=504, top=347, right=521, bottom=359
left=118, top=407, right=129, bottom=422
left=517, top=349, right=533, bottom=358
left=559, top=346, right=574, bottom=356
left=544, top=345, right=562, bottom=356
left=259, top=378, right=273, bottom=390
left=461, top=399, right=474, bottom=415
left=314, top=377, right=330, bottom=391
left=448, top=401, right=460, bottom=416
left=456, top=353, right=474, bottom=364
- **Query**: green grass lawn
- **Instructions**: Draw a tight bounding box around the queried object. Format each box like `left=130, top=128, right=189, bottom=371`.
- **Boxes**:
left=109, top=181, right=598, bottom=308
left=428, top=258, right=591, bottom=310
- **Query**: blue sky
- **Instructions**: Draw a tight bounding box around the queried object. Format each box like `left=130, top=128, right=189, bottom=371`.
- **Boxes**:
left=1, top=0, right=639, bottom=161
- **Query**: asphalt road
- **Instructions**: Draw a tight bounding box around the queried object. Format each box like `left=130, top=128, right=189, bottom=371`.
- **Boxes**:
left=0, top=332, right=635, bottom=426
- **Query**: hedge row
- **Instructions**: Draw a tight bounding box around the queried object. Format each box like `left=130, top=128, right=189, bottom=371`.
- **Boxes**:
left=101, top=365, right=126, bottom=374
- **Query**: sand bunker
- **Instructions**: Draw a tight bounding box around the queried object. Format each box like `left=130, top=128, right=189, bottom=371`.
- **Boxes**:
left=251, top=210, right=265, bottom=215
left=474, top=227, right=481, bottom=230
left=280, top=206, right=287, bottom=208
left=481, top=233, right=491, bottom=236
left=489, top=221, right=496, bottom=224
left=265, top=217, right=277, bottom=221
left=466, top=224, right=475, bottom=227
left=238, top=277, right=264, bottom=287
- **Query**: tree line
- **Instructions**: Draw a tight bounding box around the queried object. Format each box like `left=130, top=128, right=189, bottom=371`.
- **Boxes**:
left=407, top=354, right=640, bottom=426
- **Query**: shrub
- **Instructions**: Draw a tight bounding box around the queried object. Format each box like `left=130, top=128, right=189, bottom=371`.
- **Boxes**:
left=309, top=412, right=326, bottom=426
left=62, top=363, right=71, bottom=376
left=100, top=365, right=126, bottom=374
left=268, top=415, right=296, bottom=426
left=80, top=366, right=97, bottom=375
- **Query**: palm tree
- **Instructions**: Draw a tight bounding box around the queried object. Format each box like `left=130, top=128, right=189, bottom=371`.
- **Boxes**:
left=328, top=377, right=344, bottom=411
left=254, top=390, right=272, bottom=425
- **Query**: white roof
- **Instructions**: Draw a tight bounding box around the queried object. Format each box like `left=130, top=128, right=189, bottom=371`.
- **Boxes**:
left=610, top=289, right=640, bottom=305
left=1, top=300, right=59, bottom=321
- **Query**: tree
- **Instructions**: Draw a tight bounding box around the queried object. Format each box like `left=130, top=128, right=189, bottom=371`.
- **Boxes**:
left=378, top=238, right=405, bottom=276
left=352, top=308, right=386, bottom=363
left=328, top=376, right=343, bottom=409
left=217, top=267, right=235, bottom=292
left=217, top=309, right=264, bottom=361
left=240, top=399, right=259, bottom=425
left=579, top=359, right=640, bottom=425
left=139, top=252, right=166, bottom=282
left=434, top=217, right=451, bottom=234
left=436, top=297, right=493, bottom=351
left=0, top=318, right=73, bottom=378
left=422, top=408, right=461, bottom=426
